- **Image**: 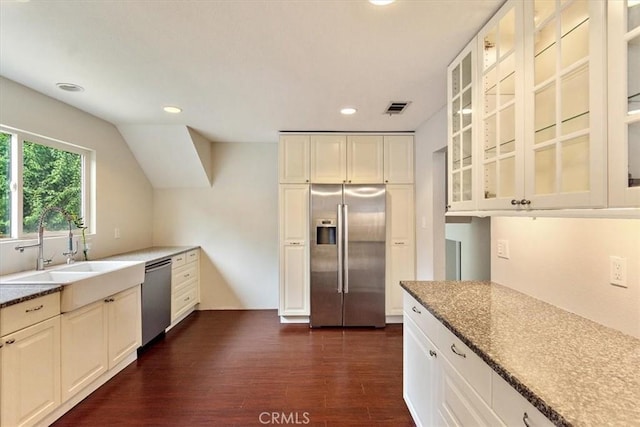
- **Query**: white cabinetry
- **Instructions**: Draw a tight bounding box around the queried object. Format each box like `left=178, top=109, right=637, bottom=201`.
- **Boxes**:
left=384, top=135, right=414, bottom=184
left=279, top=134, right=310, bottom=184
left=61, top=286, right=141, bottom=402
left=403, top=291, right=553, bottom=427
left=1, top=294, right=61, bottom=427
left=608, top=0, right=640, bottom=207
left=171, top=249, right=200, bottom=323
left=279, top=184, right=310, bottom=318
left=448, top=40, right=477, bottom=211
left=386, top=185, right=415, bottom=317
left=310, top=134, right=348, bottom=183
left=347, top=135, right=384, bottom=183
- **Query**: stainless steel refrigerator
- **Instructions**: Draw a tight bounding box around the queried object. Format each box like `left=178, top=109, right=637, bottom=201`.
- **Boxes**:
left=310, top=184, right=386, bottom=328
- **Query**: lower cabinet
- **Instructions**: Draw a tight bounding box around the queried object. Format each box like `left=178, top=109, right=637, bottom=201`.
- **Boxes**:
left=171, top=249, right=200, bottom=323
left=1, top=315, right=61, bottom=427
left=61, top=286, right=141, bottom=402
left=403, top=291, right=553, bottom=427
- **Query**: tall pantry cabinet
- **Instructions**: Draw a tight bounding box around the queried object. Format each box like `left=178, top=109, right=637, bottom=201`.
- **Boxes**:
left=278, top=133, right=415, bottom=323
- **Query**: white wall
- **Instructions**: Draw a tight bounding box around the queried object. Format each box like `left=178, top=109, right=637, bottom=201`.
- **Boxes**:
left=492, top=217, right=640, bottom=338
left=153, top=141, right=278, bottom=309
left=0, top=77, right=154, bottom=275
left=415, top=106, right=448, bottom=280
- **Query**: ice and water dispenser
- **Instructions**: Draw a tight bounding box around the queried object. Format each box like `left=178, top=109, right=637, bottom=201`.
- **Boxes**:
left=315, top=219, right=337, bottom=245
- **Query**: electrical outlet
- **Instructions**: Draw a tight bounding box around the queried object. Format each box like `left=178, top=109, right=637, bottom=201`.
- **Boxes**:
left=610, top=256, right=627, bottom=288
left=114, top=227, right=121, bottom=239
left=497, top=239, right=510, bottom=259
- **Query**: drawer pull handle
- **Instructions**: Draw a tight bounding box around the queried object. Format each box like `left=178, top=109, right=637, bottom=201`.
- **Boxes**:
left=522, top=412, right=530, bottom=427
left=25, top=304, right=44, bottom=313
left=5, top=339, right=16, bottom=345
left=429, top=350, right=437, bottom=358
left=411, top=306, right=421, bottom=314
left=450, top=343, right=466, bottom=358
left=104, top=298, right=115, bottom=303
left=184, top=274, right=190, bottom=278
left=184, top=297, right=190, bottom=302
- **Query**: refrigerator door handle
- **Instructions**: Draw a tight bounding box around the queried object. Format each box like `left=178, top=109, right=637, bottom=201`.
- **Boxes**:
left=343, top=204, right=349, bottom=294
left=337, top=203, right=343, bottom=293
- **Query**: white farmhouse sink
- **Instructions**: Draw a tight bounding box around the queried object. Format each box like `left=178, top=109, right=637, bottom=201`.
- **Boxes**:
left=2, top=260, right=145, bottom=312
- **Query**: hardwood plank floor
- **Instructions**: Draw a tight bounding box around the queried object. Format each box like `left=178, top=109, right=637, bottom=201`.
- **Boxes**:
left=53, top=310, right=415, bottom=427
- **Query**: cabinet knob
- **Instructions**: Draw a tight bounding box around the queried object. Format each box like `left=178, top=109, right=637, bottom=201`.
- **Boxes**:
left=5, top=339, right=16, bottom=345
left=429, top=349, right=437, bottom=358
left=511, top=199, right=521, bottom=206
left=521, top=199, right=531, bottom=206
left=385, top=180, right=389, bottom=183
left=411, top=306, right=421, bottom=314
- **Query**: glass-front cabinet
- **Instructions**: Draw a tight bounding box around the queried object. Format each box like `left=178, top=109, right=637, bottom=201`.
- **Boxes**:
left=523, top=0, right=606, bottom=209
left=478, top=0, right=524, bottom=209
left=447, top=41, right=476, bottom=211
left=608, top=0, right=640, bottom=207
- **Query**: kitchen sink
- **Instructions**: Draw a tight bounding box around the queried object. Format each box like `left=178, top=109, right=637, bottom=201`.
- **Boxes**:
left=1, top=260, right=145, bottom=312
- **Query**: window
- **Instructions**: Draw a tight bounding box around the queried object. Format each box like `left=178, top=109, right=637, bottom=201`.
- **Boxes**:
left=0, top=126, right=92, bottom=239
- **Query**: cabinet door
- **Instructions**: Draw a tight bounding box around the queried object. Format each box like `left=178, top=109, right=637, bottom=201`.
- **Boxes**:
left=448, top=40, right=477, bottom=211
left=61, top=301, right=108, bottom=402
left=403, top=316, right=439, bottom=427
left=346, top=135, right=384, bottom=183
left=279, top=134, right=310, bottom=183
left=386, top=185, right=415, bottom=316
left=524, top=0, right=606, bottom=209
left=384, top=135, right=414, bottom=184
left=279, top=184, right=310, bottom=316
left=310, top=134, right=347, bottom=183
left=608, top=0, right=640, bottom=207
left=478, top=0, right=525, bottom=209
left=1, top=316, right=61, bottom=427
left=107, top=286, right=141, bottom=369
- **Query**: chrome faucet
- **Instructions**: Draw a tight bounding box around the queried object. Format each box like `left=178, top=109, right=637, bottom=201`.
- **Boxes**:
left=15, top=206, right=77, bottom=270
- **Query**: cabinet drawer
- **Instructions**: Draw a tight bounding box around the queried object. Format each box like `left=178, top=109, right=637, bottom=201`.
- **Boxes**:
left=439, top=323, right=492, bottom=403
left=172, top=253, right=187, bottom=268
left=403, top=292, right=440, bottom=341
left=172, top=286, right=198, bottom=320
left=172, top=263, right=198, bottom=289
left=186, top=249, right=199, bottom=264
left=1, top=292, right=61, bottom=336
left=492, top=372, right=553, bottom=427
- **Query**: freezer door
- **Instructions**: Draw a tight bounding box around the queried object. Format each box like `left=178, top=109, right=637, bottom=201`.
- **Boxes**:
left=343, top=185, right=386, bottom=327
left=310, top=184, right=343, bottom=327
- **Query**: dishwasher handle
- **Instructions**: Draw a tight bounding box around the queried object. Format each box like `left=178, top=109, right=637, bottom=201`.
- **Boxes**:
left=145, top=258, right=172, bottom=273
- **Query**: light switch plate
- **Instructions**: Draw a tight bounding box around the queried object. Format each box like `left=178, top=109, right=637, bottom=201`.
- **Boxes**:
left=497, top=240, right=510, bottom=259
left=610, top=256, right=627, bottom=288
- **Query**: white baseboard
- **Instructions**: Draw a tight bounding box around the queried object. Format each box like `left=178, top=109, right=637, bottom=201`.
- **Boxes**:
left=279, top=315, right=310, bottom=324
left=386, top=315, right=404, bottom=324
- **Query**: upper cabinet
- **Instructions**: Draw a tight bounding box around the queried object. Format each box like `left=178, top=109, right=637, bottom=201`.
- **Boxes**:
left=478, top=0, right=525, bottom=210
left=523, top=0, right=606, bottom=209
left=448, top=0, right=629, bottom=213
left=280, top=133, right=414, bottom=184
left=447, top=41, right=477, bottom=211
left=279, top=134, right=310, bottom=183
left=608, top=0, right=640, bottom=207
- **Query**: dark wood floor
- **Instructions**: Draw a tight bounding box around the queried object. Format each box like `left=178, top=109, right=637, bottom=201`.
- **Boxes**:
left=53, top=310, right=415, bottom=426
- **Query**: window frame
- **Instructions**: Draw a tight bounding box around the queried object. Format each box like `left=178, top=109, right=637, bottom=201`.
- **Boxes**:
left=0, top=125, right=94, bottom=240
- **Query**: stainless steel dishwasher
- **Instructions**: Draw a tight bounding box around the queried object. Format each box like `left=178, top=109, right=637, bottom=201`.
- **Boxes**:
left=140, top=257, right=172, bottom=347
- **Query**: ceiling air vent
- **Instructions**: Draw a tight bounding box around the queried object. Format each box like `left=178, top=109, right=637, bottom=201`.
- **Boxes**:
left=385, top=102, right=410, bottom=115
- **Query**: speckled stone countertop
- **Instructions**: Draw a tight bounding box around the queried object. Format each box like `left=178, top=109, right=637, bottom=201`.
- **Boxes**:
left=0, top=284, right=62, bottom=308
left=0, top=246, right=197, bottom=308
left=400, top=280, right=640, bottom=427
left=102, top=245, right=199, bottom=264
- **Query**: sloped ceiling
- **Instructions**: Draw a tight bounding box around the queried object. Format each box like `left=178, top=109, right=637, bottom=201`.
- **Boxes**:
left=0, top=1, right=503, bottom=145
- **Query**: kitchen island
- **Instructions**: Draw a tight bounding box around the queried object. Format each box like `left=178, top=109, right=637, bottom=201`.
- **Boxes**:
left=401, top=280, right=640, bottom=426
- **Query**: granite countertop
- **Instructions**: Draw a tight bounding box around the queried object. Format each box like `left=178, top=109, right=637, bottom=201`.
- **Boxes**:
left=102, top=245, right=199, bottom=264
left=400, top=280, right=640, bottom=427
left=0, top=246, right=198, bottom=309
left=0, top=284, right=62, bottom=308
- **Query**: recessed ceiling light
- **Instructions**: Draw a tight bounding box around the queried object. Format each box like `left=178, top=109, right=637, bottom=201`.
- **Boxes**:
left=163, top=106, right=182, bottom=114
left=369, top=0, right=395, bottom=5
left=340, top=107, right=357, bottom=115
left=56, top=82, right=84, bottom=92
